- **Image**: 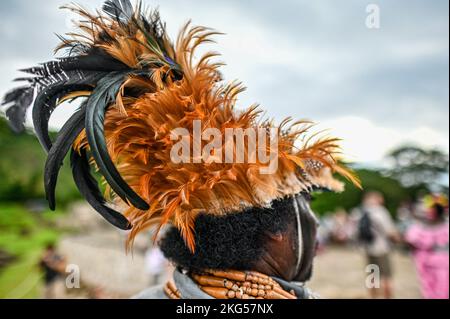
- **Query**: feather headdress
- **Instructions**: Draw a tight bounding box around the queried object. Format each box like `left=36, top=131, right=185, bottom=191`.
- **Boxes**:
left=2, top=0, right=360, bottom=252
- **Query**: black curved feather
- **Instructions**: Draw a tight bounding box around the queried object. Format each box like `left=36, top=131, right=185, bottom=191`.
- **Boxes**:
left=1, top=86, right=34, bottom=133
left=3, top=50, right=130, bottom=149
left=44, top=103, right=87, bottom=210
left=70, top=148, right=132, bottom=230
left=32, top=71, right=106, bottom=152
left=23, top=51, right=129, bottom=78
left=85, top=71, right=150, bottom=211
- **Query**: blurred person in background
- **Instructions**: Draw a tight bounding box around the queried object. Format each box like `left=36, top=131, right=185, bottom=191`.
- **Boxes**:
left=355, top=191, right=401, bottom=299
left=144, top=246, right=169, bottom=287
left=329, top=208, right=352, bottom=245
left=316, top=216, right=333, bottom=252
left=40, top=244, right=66, bottom=299
left=405, top=194, right=449, bottom=299
left=396, top=200, right=414, bottom=235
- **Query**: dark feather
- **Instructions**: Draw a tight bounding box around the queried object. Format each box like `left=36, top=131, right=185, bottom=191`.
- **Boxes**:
left=1, top=86, right=34, bottom=133
left=4, top=50, right=129, bottom=150
left=141, top=10, right=168, bottom=53
left=71, top=148, right=132, bottom=230
left=103, top=0, right=134, bottom=24
left=32, top=71, right=106, bottom=152
left=22, top=51, right=128, bottom=78
left=44, top=103, right=87, bottom=210
left=85, top=71, right=150, bottom=211
left=55, top=34, right=91, bottom=56
left=104, top=1, right=170, bottom=63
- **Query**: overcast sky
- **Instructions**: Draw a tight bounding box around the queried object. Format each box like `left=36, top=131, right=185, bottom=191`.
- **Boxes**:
left=0, top=0, right=448, bottom=166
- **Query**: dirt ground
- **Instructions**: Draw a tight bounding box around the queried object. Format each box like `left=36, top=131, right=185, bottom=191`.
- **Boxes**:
left=308, top=246, right=422, bottom=299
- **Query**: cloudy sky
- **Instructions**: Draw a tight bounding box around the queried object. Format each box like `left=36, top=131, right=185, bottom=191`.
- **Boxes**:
left=0, top=0, right=448, bottom=166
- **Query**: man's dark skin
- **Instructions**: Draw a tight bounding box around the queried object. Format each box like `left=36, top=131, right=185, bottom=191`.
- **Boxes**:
left=253, top=200, right=319, bottom=282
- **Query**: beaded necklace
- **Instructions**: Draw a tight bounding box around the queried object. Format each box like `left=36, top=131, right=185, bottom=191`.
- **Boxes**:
left=164, top=269, right=297, bottom=299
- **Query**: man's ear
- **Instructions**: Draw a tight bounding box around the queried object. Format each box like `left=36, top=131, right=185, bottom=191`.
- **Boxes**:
left=266, top=231, right=284, bottom=242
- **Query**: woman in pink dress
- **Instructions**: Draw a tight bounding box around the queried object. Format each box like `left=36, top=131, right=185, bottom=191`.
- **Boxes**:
left=405, top=194, right=449, bottom=299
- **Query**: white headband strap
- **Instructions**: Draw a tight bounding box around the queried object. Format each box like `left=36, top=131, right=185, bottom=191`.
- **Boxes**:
left=292, top=196, right=303, bottom=275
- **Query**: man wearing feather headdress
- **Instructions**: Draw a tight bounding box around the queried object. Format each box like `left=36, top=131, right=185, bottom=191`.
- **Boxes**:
left=1, top=0, right=360, bottom=299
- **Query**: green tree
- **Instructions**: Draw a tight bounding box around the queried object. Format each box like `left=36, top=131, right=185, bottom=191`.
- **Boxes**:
left=0, top=117, right=81, bottom=205
left=385, top=146, right=449, bottom=193
left=311, top=168, right=408, bottom=217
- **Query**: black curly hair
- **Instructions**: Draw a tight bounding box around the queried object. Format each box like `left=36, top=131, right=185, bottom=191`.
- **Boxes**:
left=159, top=195, right=301, bottom=273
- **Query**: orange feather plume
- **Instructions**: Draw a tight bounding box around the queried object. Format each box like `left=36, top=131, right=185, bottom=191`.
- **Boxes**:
left=62, top=2, right=360, bottom=252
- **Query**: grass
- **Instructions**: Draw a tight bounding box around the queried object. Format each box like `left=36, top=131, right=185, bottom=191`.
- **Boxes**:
left=0, top=251, right=42, bottom=298
left=0, top=203, right=63, bottom=299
